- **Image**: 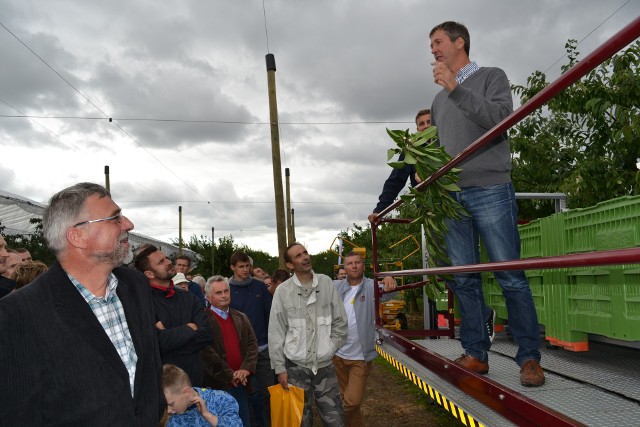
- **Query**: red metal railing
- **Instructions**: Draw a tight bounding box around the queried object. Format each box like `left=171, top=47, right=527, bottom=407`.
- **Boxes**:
left=371, top=16, right=640, bottom=427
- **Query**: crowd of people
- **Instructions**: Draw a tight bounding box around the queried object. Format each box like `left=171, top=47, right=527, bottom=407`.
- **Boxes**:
left=0, top=20, right=544, bottom=427
left=0, top=184, right=396, bottom=427
left=0, top=241, right=48, bottom=296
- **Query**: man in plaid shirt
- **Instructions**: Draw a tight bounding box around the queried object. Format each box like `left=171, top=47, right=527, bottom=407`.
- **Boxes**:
left=0, top=182, right=163, bottom=426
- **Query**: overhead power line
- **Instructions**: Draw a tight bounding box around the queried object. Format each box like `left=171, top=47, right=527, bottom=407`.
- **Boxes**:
left=0, top=114, right=412, bottom=125
left=0, top=21, right=110, bottom=119
left=136, top=227, right=275, bottom=232
left=0, top=97, right=67, bottom=144
left=121, top=200, right=373, bottom=205
left=542, top=0, right=632, bottom=74
left=0, top=19, right=244, bottom=231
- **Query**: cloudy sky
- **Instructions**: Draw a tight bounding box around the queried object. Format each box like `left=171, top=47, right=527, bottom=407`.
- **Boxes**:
left=1, top=0, right=638, bottom=256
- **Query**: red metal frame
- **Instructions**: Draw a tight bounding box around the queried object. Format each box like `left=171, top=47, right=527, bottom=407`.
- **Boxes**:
left=370, top=16, right=640, bottom=427
left=378, top=247, right=640, bottom=278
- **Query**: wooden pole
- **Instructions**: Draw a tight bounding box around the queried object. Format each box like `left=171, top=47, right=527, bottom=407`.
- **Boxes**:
left=211, top=227, right=215, bottom=276
left=266, top=53, right=288, bottom=269
left=178, top=206, right=183, bottom=255
left=104, top=165, right=110, bottom=192
left=291, top=208, right=296, bottom=242
left=285, top=168, right=294, bottom=244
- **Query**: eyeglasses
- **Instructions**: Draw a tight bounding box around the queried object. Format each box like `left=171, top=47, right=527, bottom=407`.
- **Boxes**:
left=73, top=213, right=123, bottom=228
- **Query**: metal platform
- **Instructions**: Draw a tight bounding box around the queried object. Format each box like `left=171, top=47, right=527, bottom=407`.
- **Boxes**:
left=377, top=333, right=640, bottom=426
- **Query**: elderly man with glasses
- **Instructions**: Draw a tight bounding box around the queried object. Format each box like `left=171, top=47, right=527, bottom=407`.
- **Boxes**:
left=0, top=182, right=163, bottom=425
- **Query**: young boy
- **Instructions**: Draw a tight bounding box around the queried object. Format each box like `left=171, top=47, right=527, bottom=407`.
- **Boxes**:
left=162, top=364, right=243, bottom=427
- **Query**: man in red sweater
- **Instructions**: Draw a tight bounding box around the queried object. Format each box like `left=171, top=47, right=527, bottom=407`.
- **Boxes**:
left=202, top=275, right=258, bottom=427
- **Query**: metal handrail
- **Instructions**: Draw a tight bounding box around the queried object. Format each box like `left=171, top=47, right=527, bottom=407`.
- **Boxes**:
left=377, top=247, right=640, bottom=278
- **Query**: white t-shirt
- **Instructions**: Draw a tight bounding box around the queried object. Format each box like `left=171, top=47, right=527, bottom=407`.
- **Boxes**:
left=335, top=284, right=364, bottom=360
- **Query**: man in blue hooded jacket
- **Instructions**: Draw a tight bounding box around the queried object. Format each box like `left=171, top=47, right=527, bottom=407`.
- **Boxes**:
left=228, top=251, right=273, bottom=426
left=368, top=109, right=431, bottom=224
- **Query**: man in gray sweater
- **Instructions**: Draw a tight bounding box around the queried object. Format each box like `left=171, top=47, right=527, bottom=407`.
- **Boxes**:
left=429, top=21, right=544, bottom=387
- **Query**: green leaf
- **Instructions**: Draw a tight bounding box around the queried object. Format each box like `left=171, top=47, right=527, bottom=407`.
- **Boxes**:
left=403, top=151, right=417, bottom=165
left=386, top=128, right=411, bottom=146
left=386, top=128, right=405, bottom=140
left=439, top=182, right=461, bottom=192
left=388, top=161, right=406, bottom=169
left=406, top=146, right=426, bottom=157
left=414, top=126, right=438, bottom=141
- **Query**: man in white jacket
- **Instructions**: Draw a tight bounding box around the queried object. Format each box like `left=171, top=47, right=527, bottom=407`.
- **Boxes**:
left=268, top=242, right=347, bottom=427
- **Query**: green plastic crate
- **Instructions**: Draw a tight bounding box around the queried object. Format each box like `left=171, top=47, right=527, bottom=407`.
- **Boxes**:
left=567, top=268, right=614, bottom=336
left=617, top=266, right=640, bottom=340
left=544, top=270, right=589, bottom=350
left=565, top=264, right=640, bottom=342
left=483, top=273, right=507, bottom=320
left=472, top=195, right=640, bottom=350
left=540, top=213, right=565, bottom=256
left=519, top=219, right=544, bottom=259
left=562, top=195, right=640, bottom=254
left=482, top=270, right=550, bottom=331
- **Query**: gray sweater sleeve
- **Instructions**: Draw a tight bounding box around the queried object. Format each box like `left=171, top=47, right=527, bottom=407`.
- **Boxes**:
left=447, top=67, right=513, bottom=130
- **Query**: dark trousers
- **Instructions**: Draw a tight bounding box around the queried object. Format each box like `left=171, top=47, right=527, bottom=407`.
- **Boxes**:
left=250, top=348, right=275, bottom=426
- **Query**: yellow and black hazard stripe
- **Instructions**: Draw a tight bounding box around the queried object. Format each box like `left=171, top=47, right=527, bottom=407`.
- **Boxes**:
left=376, top=345, right=486, bottom=427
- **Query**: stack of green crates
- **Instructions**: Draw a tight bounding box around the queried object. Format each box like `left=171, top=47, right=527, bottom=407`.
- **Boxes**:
left=481, top=195, right=640, bottom=351
left=560, top=196, right=640, bottom=346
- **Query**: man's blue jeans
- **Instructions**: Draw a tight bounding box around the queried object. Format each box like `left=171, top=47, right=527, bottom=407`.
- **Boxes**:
left=444, top=182, right=541, bottom=366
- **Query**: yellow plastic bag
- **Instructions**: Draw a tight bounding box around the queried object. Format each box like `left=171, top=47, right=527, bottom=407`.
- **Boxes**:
left=268, top=384, right=304, bottom=427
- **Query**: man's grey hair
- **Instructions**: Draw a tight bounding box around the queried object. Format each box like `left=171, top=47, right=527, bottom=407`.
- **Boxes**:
left=205, top=275, right=229, bottom=295
left=43, top=183, right=111, bottom=254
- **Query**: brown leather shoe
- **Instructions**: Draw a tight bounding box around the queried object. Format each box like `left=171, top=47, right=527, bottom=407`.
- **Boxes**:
left=520, top=359, right=545, bottom=387
left=454, top=354, right=489, bottom=374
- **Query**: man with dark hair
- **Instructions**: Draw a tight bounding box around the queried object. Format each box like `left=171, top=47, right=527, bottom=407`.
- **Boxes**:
left=174, top=254, right=206, bottom=307
left=368, top=108, right=432, bottom=223
left=15, top=247, right=32, bottom=262
left=0, top=235, right=15, bottom=298
left=268, top=269, right=290, bottom=295
left=251, top=266, right=270, bottom=281
left=0, top=182, right=163, bottom=424
left=228, top=251, right=274, bottom=426
left=269, top=242, right=347, bottom=427
left=429, top=21, right=544, bottom=387
left=135, top=245, right=212, bottom=387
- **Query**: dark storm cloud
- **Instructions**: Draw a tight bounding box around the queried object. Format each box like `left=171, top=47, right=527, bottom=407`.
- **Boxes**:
left=0, top=30, right=84, bottom=114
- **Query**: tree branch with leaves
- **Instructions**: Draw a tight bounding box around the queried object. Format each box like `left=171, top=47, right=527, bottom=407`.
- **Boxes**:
left=385, top=126, right=467, bottom=297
